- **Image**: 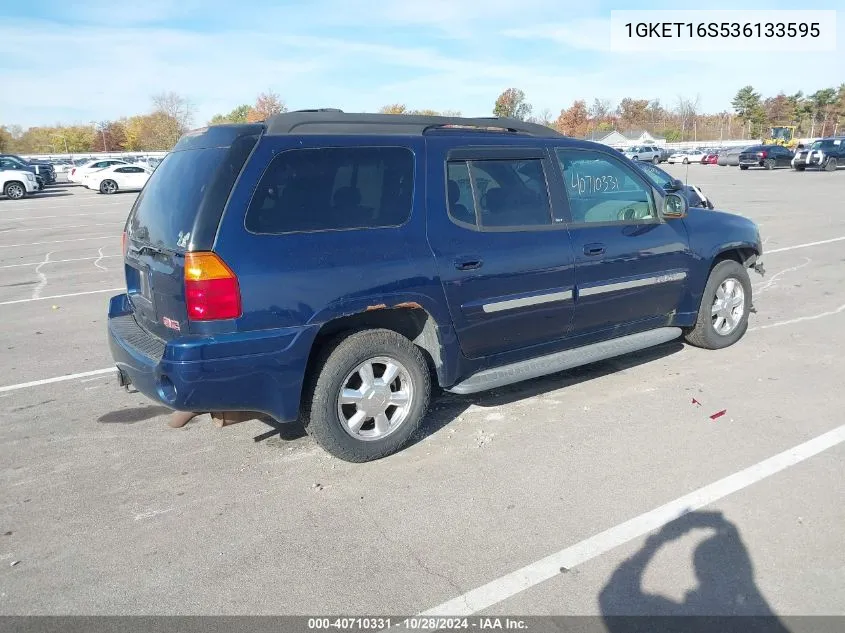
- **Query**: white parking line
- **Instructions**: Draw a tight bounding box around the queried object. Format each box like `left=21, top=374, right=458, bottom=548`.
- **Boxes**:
left=0, top=255, right=120, bottom=269
left=0, top=235, right=115, bottom=249
left=766, top=236, right=845, bottom=254
left=0, top=287, right=122, bottom=306
left=750, top=303, right=845, bottom=331
left=0, top=222, right=122, bottom=233
left=0, top=210, right=127, bottom=222
left=0, top=200, right=130, bottom=212
left=420, top=423, right=845, bottom=616
left=0, top=367, right=116, bottom=394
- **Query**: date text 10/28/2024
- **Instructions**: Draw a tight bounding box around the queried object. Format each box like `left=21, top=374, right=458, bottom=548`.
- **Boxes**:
left=307, top=617, right=528, bottom=630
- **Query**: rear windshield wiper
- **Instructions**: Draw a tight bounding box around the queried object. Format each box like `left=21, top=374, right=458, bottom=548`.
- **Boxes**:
left=128, top=242, right=169, bottom=258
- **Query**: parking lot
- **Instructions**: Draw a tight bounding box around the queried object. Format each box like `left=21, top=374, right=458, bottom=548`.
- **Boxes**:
left=1, top=166, right=844, bottom=617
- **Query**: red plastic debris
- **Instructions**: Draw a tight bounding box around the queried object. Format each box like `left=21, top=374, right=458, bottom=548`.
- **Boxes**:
left=710, top=410, right=727, bottom=420
left=692, top=398, right=702, bottom=407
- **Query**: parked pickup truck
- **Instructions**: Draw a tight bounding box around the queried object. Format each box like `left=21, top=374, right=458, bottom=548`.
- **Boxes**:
left=0, top=154, right=56, bottom=185
left=792, top=137, right=844, bottom=171
left=109, top=111, right=764, bottom=462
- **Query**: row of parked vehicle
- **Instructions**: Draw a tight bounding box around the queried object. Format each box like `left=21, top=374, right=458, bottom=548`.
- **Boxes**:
left=1, top=155, right=159, bottom=200
left=625, top=137, right=845, bottom=172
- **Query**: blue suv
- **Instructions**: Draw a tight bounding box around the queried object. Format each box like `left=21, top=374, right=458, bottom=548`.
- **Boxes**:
left=108, top=111, right=764, bottom=462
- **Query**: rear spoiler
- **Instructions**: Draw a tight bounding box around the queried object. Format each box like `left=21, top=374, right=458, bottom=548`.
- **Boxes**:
left=172, top=123, right=265, bottom=152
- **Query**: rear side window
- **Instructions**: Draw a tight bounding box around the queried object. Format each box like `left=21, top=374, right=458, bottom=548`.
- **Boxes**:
left=446, top=158, right=552, bottom=230
left=245, top=147, right=413, bottom=234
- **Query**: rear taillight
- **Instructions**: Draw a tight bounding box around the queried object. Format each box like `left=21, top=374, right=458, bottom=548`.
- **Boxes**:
left=71, top=168, right=76, bottom=176
left=758, top=151, right=767, bottom=158
left=184, top=252, right=241, bottom=321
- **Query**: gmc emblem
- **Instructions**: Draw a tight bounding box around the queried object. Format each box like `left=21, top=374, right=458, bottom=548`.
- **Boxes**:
left=162, top=317, right=181, bottom=332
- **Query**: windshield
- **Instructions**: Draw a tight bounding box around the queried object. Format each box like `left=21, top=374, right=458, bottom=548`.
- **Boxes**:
left=771, top=127, right=793, bottom=141
left=635, top=162, right=671, bottom=188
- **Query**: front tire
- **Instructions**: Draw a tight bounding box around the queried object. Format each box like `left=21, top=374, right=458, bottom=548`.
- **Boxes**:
left=683, top=158, right=689, bottom=164
left=3, top=182, right=26, bottom=200
left=652, top=156, right=660, bottom=164
left=763, top=158, right=775, bottom=170
left=685, top=260, right=752, bottom=350
left=793, top=165, right=805, bottom=171
left=302, top=329, right=432, bottom=462
left=739, top=165, right=749, bottom=170
left=100, top=179, right=118, bottom=194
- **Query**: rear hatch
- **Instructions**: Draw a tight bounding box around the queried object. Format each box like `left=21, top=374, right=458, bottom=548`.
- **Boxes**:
left=123, top=124, right=263, bottom=340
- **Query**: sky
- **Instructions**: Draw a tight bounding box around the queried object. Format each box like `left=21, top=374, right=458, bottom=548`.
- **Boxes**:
left=1, top=0, right=842, bottom=128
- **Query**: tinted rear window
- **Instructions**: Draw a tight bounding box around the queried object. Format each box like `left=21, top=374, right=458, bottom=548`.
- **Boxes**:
left=743, top=146, right=765, bottom=152
left=245, top=147, right=413, bottom=234
left=127, top=129, right=259, bottom=251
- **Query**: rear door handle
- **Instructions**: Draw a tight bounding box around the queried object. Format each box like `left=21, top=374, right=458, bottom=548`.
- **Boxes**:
left=454, top=258, right=483, bottom=271
left=583, top=243, right=606, bottom=256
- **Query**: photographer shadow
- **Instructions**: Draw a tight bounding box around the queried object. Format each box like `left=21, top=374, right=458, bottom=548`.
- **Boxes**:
left=599, top=511, right=791, bottom=633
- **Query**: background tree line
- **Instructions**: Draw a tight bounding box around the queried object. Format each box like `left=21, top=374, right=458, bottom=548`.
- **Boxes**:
left=2, top=84, right=843, bottom=155
left=496, top=85, right=845, bottom=142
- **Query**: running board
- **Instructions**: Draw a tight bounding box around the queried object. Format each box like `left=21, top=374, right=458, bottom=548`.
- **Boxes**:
left=446, top=327, right=682, bottom=395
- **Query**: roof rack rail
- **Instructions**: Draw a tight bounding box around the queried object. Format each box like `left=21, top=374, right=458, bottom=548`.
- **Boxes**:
left=264, top=111, right=562, bottom=138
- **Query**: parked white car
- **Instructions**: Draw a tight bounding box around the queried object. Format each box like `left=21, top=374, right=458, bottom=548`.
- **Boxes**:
left=68, top=158, right=130, bottom=183
left=667, top=150, right=706, bottom=164
left=82, top=164, right=151, bottom=194
left=1, top=169, right=40, bottom=200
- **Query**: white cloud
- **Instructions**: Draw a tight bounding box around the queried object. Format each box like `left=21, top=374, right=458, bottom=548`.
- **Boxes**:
left=1, top=3, right=842, bottom=129
left=503, top=18, right=613, bottom=52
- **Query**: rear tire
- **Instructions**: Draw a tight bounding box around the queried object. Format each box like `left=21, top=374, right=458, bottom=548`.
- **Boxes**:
left=302, top=329, right=432, bottom=462
left=100, top=179, right=118, bottom=194
left=684, top=260, right=752, bottom=350
left=824, top=158, right=838, bottom=172
left=683, top=158, right=689, bottom=164
left=793, top=165, right=805, bottom=171
left=3, top=182, right=26, bottom=200
left=652, top=156, right=660, bottom=164
left=739, top=165, right=749, bottom=170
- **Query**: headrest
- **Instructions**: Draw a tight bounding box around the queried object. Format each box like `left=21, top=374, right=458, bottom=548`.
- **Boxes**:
left=333, top=186, right=361, bottom=207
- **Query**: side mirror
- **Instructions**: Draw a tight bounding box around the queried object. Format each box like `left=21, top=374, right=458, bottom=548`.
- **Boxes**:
left=663, top=178, right=685, bottom=191
left=662, top=192, right=688, bottom=219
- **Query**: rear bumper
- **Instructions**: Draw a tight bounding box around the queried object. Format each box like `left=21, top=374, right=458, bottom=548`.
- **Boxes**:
left=107, top=293, right=318, bottom=423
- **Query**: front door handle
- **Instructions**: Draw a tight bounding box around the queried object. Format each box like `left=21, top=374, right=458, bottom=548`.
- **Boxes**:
left=455, top=258, right=483, bottom=271
left=584, top=243, right=606, bottom=256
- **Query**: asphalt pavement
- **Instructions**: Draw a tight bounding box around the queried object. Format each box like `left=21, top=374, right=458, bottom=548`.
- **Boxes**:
left=1, top=165, right=843, bottom=617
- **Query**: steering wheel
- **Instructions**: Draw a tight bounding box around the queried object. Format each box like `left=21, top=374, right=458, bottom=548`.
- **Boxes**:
left=617, top=204, right=649, bottom=221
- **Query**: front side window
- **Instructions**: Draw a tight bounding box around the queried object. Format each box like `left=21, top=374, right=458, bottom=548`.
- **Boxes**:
left=445, top=158, right=552, bottom=229
left=555, top=149, right=658, bottom=225
left=635, top=162, right=672, bottom=189
left=245, top=146, right=413, bottom=234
